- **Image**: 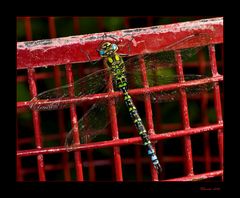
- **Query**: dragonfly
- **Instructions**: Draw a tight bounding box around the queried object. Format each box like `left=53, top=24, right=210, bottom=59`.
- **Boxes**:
left=29, top=33, right=214, bottom=174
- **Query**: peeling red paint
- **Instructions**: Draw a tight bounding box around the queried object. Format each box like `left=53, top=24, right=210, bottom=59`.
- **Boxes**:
left=17, top=17, right=223, bottom=69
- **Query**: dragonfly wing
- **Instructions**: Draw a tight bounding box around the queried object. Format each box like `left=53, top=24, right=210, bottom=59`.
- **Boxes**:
left=124, top=33, right=212, bottom=93
left=165, top=33, right=211, bottom=52
left=124, top=33, right=211, bottom=76
left=126, top=74, right=214, bottom=103
left=65, top=93, right=121, bottom=149
left=149, top=78, right=214, bottom=103
left=29, top=68, right=110, bottom=111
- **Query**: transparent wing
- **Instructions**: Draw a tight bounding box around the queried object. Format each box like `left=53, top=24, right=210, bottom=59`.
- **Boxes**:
left=146, top=74, right=213, bottom=103
left=126, top=63, right=205, bottom=89
left=29, top=68, right=110, bottom=111
left=65, top=96, right=121, bottom=150
left=126, top=72, right=214, bottom=103
left=124, top=33, right=211, bottom=72
left=123, top=33, right=213, bottom=102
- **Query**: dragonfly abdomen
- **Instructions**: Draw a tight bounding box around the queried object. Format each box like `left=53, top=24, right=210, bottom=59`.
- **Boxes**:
left=101, top=43, right=162, bottom=173
left=122, top=90, right=162, bottom=173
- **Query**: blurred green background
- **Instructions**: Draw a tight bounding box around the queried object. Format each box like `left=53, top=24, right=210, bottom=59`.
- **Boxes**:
left=17, top=16, right=212, bottom=41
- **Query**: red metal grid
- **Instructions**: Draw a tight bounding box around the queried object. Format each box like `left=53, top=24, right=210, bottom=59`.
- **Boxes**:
left=16, top=17, right=223, bottom=181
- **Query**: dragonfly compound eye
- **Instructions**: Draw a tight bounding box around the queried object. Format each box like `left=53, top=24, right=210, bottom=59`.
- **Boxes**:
left=99, top=49, right=105, bottom=56
left=111, top=43, right=118, bottom=51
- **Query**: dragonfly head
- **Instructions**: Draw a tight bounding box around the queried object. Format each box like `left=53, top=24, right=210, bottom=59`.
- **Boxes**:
left=98, top=42, right=118, bottom=57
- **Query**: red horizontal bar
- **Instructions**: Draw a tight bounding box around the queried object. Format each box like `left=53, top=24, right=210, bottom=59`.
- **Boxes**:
left=17, top=17, right=223, bottom=69
left=17, top=120, right=222, bottom=146
left=17, top=123, right=223, bottom=157
left=20, top=155, right=221, bottom=176
left=18, top=120, right=220, bottom=145
left=163, top=170, right=223, bottom=181
left=17, top=72, right=55, bottom=82
left=17, top=75, right=223, bottom=109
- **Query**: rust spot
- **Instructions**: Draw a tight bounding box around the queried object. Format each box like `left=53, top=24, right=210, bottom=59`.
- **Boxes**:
left=25, top=39, right=53, bottom=47
left=150, top=26, right=159, bottom=30
left=87, top=36, right=98, bottom=40
left=199, top=19, right=210, bottom=22
left=124, top=29, right=137, bottom=34
left=18, top=44, right=24, bottom=48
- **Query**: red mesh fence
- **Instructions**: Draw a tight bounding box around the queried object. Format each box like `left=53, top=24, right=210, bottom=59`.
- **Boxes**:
left=17, top=16, right=223, bottom=181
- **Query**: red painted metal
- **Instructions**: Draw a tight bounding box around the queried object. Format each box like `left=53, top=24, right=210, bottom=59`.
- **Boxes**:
left=48, top=17, right=57, bottom=38
left=17, top=17, right=223, bottom=69
left=208, top=44, right=224, bottom=178
left=97, top=17, right=105, bottom=32
left=135, top=144, right=143, bottom=181
left=65, top=64, right=84, bottom=181
left=27, top=68, right=46, bottom=181
left=175, top=50, right=194, bottom=176
left=18, top=155, right=220, bottom=175
left=16, top=127, right=23, bottom=181
left=73, top=17, right=80, bottom=35
left=198, top=50, right=212, bottom=172
left=24, top=17, right=32, bottom=41
left=107, top=73, right=123, bottom=181
left=164, top=170, right=223, bottom=181
left=139, top=57, right=159, bottom=180
left=17, top=17, right=224, bottom=181
left=48, top=16, right=72, bottom=181
left=17, top=75, right=223, bottom=110
left=17, top=123, right=223, bottom=157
